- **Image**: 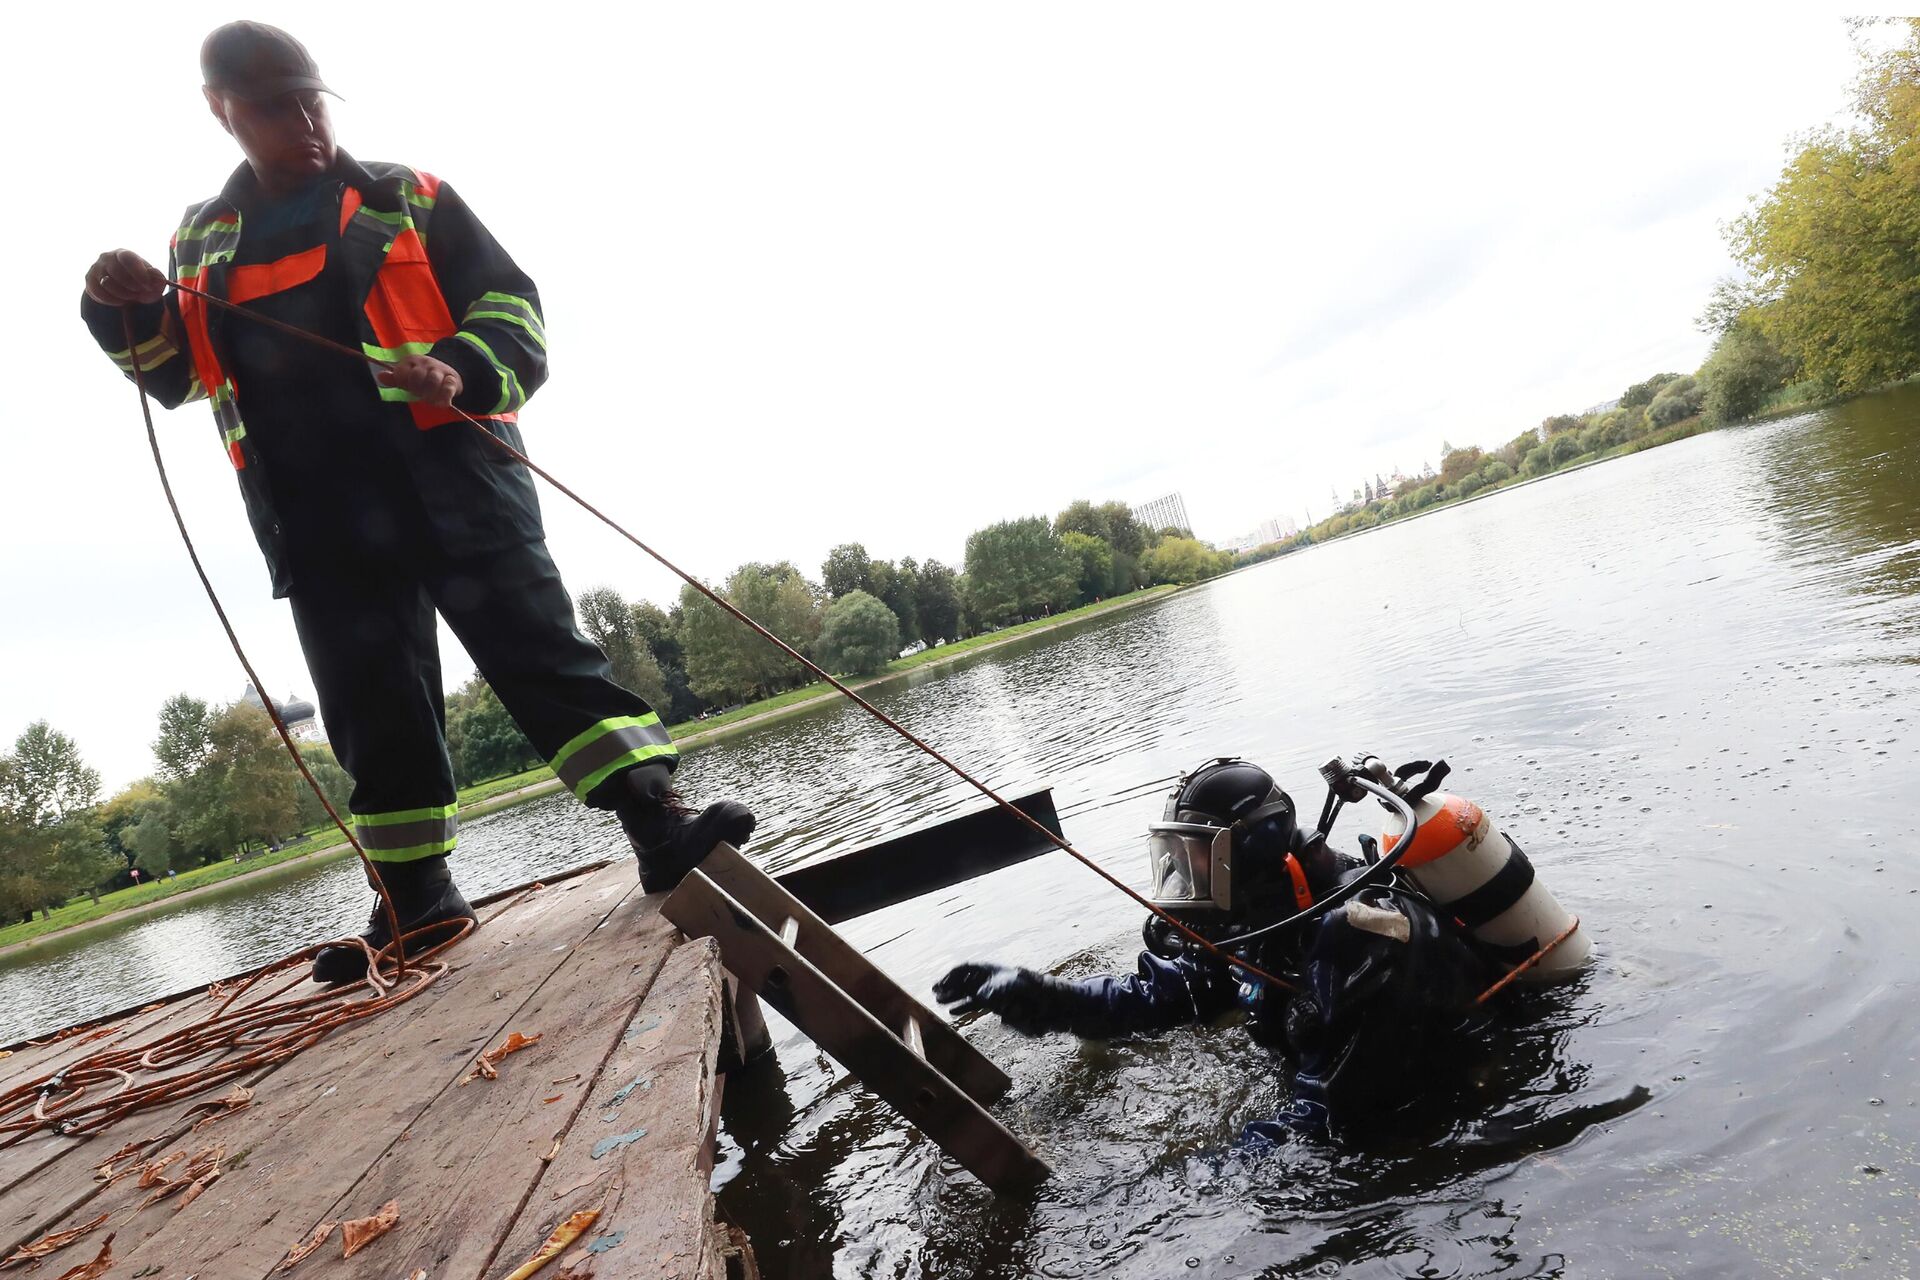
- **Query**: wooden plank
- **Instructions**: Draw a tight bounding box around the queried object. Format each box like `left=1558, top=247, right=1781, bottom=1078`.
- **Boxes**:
left=666, top=868, right=1048, bottom=1196
left=269, top=889, right=687, bottom=1279
left=490, top=935, right=728, bottom=1280
left=0, top=864, right=637, bottom=1265
left=690, top=843, right=1010, bottom=1105
left=772, top=789, right=1060, bottom=924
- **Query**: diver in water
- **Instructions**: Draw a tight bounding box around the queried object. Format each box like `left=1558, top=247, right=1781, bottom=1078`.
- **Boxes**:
left=934, top=755, right=1589, bottom=1141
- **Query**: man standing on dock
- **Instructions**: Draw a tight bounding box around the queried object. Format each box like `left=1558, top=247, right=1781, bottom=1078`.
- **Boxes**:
left=79, top=21, right=753, bottom=982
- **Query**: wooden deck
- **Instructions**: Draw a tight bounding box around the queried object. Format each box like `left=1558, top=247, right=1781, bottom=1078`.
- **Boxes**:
left=0, top=861, right=754, bottom=1279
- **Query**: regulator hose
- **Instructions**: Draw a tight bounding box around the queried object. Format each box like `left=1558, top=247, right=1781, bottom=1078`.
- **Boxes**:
left=1215, top=775, right=1421, bottom=955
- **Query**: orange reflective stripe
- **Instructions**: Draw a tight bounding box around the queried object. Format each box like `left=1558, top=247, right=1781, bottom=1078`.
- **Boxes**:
left=175, top=279, right=226, bottom=397
left=226, top=244, right=328, bottom=305
left=407, top=403, right=518, bottom=430
left=338, top=185, right=363, bottom=233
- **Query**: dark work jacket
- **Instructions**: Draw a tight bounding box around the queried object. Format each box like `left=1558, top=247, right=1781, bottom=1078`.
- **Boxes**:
left=82, top=152, right=547, bottom=597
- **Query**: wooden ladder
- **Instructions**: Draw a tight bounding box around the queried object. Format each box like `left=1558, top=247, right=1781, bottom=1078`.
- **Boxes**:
left=663, top=843, right=1049, bottom=1195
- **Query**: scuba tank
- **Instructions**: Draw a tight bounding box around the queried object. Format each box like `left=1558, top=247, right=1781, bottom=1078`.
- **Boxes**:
left=1372, top=759, right=1591, bottom=981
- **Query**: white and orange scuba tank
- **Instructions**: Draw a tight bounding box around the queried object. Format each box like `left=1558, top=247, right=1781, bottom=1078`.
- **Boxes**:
left=1372, top=761, right=1591, bottom=981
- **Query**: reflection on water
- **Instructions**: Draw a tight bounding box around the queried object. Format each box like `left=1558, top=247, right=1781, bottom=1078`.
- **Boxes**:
left=9, top=391, right=1920, bottom=1274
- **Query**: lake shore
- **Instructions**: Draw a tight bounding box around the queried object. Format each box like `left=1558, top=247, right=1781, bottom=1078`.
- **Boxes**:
left=0, top=584, right=1178, bottom=961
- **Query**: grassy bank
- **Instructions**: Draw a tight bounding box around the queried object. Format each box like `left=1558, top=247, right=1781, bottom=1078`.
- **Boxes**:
left=0, top=584, right=1177, bottom=957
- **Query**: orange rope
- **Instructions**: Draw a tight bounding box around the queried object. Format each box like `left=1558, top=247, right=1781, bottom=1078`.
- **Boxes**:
left=1474, top=916, right=1581, bottom=1005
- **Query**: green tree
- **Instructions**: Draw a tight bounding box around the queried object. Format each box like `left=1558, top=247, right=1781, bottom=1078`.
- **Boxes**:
left=1521, top=444, right=1552, bottom=477
left=879, top=558, right=921, bottom=646
left=292, top=745, right=355, bottom=832
left=1060, top=531, right=1116, bottom=605
left=0, top=723, right=116, bottom=913
left=445, top=677, right=542, bottom=787
left=962, top=517, right=1078, bottom=627
left=153, top=695, right=215, bottom=782
left=1479, top=459, right=1514, bottom=485
left=678, top=562, right=822, bottom=703
left=1054, top=500, right=1114, bottom=544
left=1647, top=376, right=1703, bottom=427
left=1540, top=414, right=1581, bottom=436
left=1699, top=321, right=1795, bottom=424
left=633, top=601, right=707, bottom=723
left=209, top=703, right=301, bottom=851
left=820, top=544, right=874, bottom=599
left=915, top=560, right=964, bottom=643
left=1727, top=21, right=1920, bottom=393
left=1622, top=373, right=1682, bottom=408
left=576, top=586, right=670, bottom=711
left=1548, top=433, right=1584, bottom=468
left=1439, top=447, right=1485, bottom=486
left=815, top=590, right=901, bottom=675
left=1141, top=536, right=1230, bottom=584
left=127, top=811, right=172, bottom=878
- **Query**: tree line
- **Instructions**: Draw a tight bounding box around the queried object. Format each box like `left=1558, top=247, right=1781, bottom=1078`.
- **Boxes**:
left=1243, top=24, right=1920, bottom=564
left=1, top=498, right=1237, bottom=918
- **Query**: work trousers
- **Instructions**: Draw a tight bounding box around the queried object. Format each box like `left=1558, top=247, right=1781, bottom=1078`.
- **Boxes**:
left=287, top=537, right=677, bottom=863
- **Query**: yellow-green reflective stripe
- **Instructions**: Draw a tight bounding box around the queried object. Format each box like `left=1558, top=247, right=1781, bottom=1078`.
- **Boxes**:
left=404, top=189, right=437, bottom=210
left=223, top=422, right=246, bottom=445
left=110, top=333, right=173, bottom=362
left=355, top=205, right=410, bottom=228
left=465, top=310, right=548, bottom=350
left=176, top=219, right=240, bottom=241
left=478, top=292, right=540, bottom=323
left=362, top=339, right=435, bottom=363
left=573, top=742, right=679, bottom=803
left=354, top=804, right=459, bottom=826
left=550, top=714, right=661, bottom=775
left=452, top=331, right=522, bottom=414
left=364, top=835, right=459, bottom=863
left=378, top=385, right=416, bottom=402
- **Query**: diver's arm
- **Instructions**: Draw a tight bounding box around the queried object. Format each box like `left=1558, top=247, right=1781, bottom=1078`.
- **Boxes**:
left=935, top=951, right=1239, bottom=1039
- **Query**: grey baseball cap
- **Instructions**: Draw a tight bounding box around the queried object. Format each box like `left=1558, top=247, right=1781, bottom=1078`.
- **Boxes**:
left=201, top=21, right=338, bottom=101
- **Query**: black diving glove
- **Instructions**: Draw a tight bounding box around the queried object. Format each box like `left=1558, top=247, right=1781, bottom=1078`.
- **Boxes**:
left=934, top=962, right=1082, bottom=1036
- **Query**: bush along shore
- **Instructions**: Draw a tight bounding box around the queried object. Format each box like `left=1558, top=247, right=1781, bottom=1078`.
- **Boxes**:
left=0, top=585, right=1177, bottom=956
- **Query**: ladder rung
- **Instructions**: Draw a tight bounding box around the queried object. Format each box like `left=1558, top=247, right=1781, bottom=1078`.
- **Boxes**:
left=779, top=917, right=800, bottom=948
left=901, top=1016, right=925, bottom=1059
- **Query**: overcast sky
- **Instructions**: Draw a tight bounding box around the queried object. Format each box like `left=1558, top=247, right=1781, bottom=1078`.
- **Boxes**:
left=0, top=3, right=1875, bottom=790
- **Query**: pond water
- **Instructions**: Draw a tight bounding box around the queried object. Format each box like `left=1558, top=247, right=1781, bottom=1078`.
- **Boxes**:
left=6, top=390, right=1920, bottom=1276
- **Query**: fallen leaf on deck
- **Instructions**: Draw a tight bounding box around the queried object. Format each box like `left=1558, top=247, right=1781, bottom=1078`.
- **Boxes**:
left=460, top=1056, right=500, bottom=1085
left=48, top=1234, right=112, bottom=1280
left=0, top=1049, right=11, bottom=1061
left=0, top=1213, right=111, bottom=1268
left=187, top=1085, right=254, bottom=1131
left=488, top=1031, right=543, bottom=1062
left=502, top=1208, right=600, bottom=1280
left=91, top=1139, right=151, bottom=1183
left=136, top=1151, right=187, bottom=1187
left=542, top=1094, right=563, bottom=1104
left=340, top=1200, right=399, bottom=1259
left=542, top=1137, right=562, bottom=1162
left=274, top=1221, right=336, bottom=1272
left=404, top=1271, right=427, bottom=1280
left=175, top=1168, right=221, bottom=1211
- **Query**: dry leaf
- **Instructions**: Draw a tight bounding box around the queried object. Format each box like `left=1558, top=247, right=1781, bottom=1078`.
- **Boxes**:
left=0, top=1049, right=12, bottom=1061
left=404, top=1271, right=427, bottom=1280
left=275, top=1222, right=336, bottom=1272
left=187, top=1085, right=254, bottom=1131
left=48, top=1234, right=112, bottom=1280
left=541, top=1137, right=562, bottom=1162
left=136, top=1151, right=186, bottom=1187
left=541, top=1095, right=563, bottom=1105
left=91, top=1139, right=151, bottom=1184
left=339, top=1200, right=399, bottom=1259
left=487, top=1031, right=543, bottom=1062
left=0, top=1213, right=110, bottom=1268
left=503, top=1208, right=600, bottom=1280
left=175, top=1168, right=220, bottom=1211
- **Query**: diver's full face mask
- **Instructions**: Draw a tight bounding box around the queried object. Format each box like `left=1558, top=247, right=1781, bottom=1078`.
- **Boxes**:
left=1146, top=822, right=1234, bottom=916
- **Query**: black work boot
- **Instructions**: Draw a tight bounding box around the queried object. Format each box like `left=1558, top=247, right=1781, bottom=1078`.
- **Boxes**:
left=613, top=763, right=756, bottom=893
left=310, top=855, right=476, bottom=985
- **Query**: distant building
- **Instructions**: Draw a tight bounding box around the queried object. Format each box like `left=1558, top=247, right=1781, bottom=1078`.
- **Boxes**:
left=1222, top=514, right=1299, bottom=554
left=242, top=682, right=325, bottom=744
left=1585, top=396, right=1622, bottom=416
left=1132, top=492, right=1193, bottom=537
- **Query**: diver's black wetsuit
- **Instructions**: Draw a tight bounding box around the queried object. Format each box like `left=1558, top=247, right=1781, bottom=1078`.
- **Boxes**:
left=945, top=882, right=1493, bottom=1140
